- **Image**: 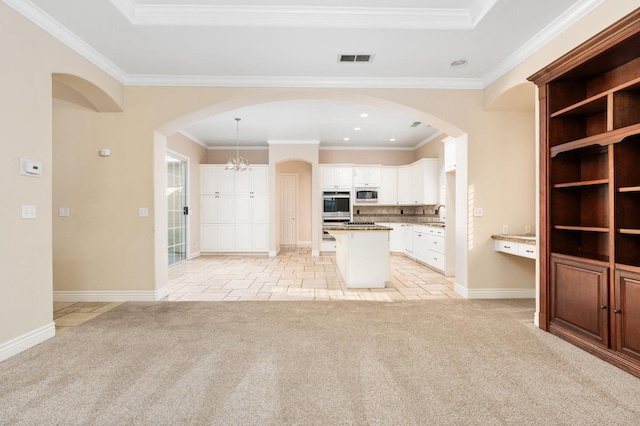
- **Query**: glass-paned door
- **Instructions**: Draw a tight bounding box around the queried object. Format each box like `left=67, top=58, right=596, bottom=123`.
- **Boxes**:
left=167, top=153, right=188, bottom=266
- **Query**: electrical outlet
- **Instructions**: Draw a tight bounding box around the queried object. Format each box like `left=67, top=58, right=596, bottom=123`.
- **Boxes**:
left=21, top=205, right=36, bottom=219
left=502, top=225, right=508, bottom=234
left=525, top=225, right=532, bottom=234
left=58, top=207, right=70, bottom=217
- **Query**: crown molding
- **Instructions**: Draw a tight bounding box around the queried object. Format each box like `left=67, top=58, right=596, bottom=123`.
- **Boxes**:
left=414, top=131, right=444, bottom=149
left=177, top=130, right=209, bottom=149
left=481, top=0, right=605, bottom=87
left=208, top=145, right=269, bottom=151
left=4, top=0, right=128, bottom=84
left=124, top=74, right=485, bottom=89
left=109, top=1, right=496, bottom=30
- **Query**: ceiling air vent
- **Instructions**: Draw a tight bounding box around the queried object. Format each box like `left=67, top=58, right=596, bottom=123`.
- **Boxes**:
left=410, top=121, right=421, bottom=127
left=338, top=53, right=374, bottom=63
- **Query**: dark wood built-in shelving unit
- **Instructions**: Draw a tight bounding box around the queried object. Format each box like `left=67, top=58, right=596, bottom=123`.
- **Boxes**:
left=529, top=8, right=640, bottom=378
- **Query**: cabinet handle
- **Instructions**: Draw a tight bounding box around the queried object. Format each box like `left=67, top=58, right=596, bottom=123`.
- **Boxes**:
left=614, top=309, right=622, bottom=314
left=600, top=305, right=607, bottom=310
left=504, top=245, right=511, bottom=249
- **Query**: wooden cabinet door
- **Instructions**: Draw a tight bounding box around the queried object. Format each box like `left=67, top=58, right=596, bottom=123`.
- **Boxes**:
left=550, top=255, right=609, bottom=346
left=614, top=270, right=640, bottom=362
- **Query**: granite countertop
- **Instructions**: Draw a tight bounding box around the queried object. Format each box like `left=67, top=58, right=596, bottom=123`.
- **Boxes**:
left=491, top=234, right=536, bottom=245
left=323, top=224, right=392, bottom=231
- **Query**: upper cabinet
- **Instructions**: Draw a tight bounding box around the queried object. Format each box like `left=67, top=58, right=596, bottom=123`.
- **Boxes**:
left=378, top=167, right=398, bottom=204
left=321, top=165, right=353, bottom=189
left=200, top=165, right=235, bottom=194
left=353, top=166, right=381, bottom=187
left=410, top=159, right=438, bottom=205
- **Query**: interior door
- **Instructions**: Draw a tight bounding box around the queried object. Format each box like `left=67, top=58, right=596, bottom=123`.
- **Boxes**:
left=280, top=174, right=297, bottom=245
left=167, top=152, right=188, bottom=266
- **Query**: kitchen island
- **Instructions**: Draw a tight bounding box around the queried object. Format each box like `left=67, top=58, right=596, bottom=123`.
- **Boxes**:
left=324, top=222, right=392, bottom=288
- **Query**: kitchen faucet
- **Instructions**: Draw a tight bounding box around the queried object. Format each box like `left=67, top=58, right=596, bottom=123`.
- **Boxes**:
left=435, top=204, right=445, bottom=219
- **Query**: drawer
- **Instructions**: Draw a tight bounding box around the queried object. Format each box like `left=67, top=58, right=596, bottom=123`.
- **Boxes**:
left=429, top=236, right=445, bottom=254
left=518, top=244, right=537, bottom=259
left=427, top=227, right=445, bottom=237
left=495, top=240, right=519, bottom=255
left=426, top=250, right=445, bottom=271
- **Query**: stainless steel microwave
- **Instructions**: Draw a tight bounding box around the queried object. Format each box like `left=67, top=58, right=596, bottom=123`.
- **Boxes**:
left=355, top=189, right=378, bottom=203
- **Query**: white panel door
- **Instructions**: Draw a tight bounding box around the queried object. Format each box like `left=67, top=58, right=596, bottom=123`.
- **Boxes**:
left=200, top=195, right=218, bottom=223
left=252, top=193, right=269, bottom=224
left=280, top=174, right=297, bottom=245
left=235, top=223, right=252, bottom=251
left=201, top=224, right=218, bottom=251
left=251, top=166, right=269, bottom=194
left=252, top=223, right=269, bottom=252
left=234, top=194, right=252, bottom=224
left=217, top=193, right=236, bottom=223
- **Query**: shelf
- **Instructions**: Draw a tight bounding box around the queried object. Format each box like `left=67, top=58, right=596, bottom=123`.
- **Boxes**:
left=619, top=229, right=640, bottom=235
left=553, top=179, right=608, bottom=189
left=554, top=225, right=608, bottom=232
left=618, top=186, right=640, bottom=193
left=550, top=123, right=640, bottom=157
left=550, top=93, right=608, bottom=118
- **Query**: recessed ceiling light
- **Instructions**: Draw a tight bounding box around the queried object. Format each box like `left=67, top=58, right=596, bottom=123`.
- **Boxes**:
left=450, top=59, right=468, bottom=68
left=389, top=138, right=396, bottom=142
left=354, top=127, right=361, bottom=131
left=360, top=113, right=368, bottom=118
left=343, top=137, right=350, bottom=141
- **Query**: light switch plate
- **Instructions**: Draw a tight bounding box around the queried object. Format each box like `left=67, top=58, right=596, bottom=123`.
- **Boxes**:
left=473, top=207, right=483, bottom=217
left=58, top=207, right=70, bottom=217
left=139, top=207, right=149, bottom=217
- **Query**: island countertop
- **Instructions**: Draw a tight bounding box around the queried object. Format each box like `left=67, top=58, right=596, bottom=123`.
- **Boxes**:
left=323, top=224, right=392, bottom=231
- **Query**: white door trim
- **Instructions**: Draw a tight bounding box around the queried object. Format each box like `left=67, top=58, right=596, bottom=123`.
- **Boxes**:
left=280, top=173, right=297, bottom=245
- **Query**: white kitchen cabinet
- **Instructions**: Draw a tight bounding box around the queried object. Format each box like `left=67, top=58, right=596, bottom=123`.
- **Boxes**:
left=200, top=165, right=235, bottom=194
left=200, top=193, right=235, bottom=224
left=321, top=165, right=353, bottom=189
left=201, top=224, right=235, bottom=252
left=397, top=166, right=412, bottom=204
left=378, top=167, right=398, bottom=204
left=414, top=230, right=429, bottom=264
left=494, top=239, right=536, bottom=260
left=388, top=223, right=405, bottom=253
left=443, top=137, right=456, bottom=172
left=404, top=224, right=414, bottom=258
left=353, top=166, right=380, bottom=187
left=410, top=159, right=439, bottom=205
left=200, top=165, right=269, bottom=253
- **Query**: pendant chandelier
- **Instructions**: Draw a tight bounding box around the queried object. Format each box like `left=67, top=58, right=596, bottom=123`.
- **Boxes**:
left=225, top=117, right=250, bottom=171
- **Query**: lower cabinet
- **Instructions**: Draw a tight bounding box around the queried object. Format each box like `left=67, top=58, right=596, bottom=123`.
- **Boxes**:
left=550, top=254, right=640, bottom=373
left=234, top=223, right=269, bottom=252
left=614, top=269, right=640, bottom=362
left=201, top=224, right=235, bottom=252
left=550, top=255, right=609, bottom=347
left=413, top=225, right=445, bottom=272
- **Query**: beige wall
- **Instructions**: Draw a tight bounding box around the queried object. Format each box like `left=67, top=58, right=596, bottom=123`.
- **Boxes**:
left=2, top=0, right=636, bottom=359
left=319, top=149, right=415, bottom=165
left=208, top=149, right=269, bottom=165
left=167, top=133, right=208, bottom=256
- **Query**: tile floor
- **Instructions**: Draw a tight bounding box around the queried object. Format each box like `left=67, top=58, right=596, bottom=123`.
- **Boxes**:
left=54, top=247, right=458, bottom=332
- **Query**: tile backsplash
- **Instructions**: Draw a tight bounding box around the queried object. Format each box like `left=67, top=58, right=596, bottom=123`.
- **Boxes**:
left=352, top=205, right=442, bottom=224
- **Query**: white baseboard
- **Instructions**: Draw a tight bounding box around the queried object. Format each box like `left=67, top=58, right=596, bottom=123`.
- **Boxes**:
left=53, top=290, right=162, bottom=302
left=189, top=251, right=201, bottom=259
left=297, top=240, right=312, bottom=247
left=0, top=322, right=55, bottom=363
left=454, top=284, right=535, bottom=299
left=312, top=249, right=320, bottom=257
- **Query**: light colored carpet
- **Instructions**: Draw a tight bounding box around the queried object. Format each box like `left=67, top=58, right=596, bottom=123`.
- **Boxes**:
left=1, top=300, right=639, bottom=425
